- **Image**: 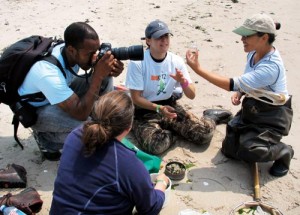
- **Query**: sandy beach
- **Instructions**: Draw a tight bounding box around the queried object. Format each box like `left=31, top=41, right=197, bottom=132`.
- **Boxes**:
left=1, top=0, right=300, bottom=214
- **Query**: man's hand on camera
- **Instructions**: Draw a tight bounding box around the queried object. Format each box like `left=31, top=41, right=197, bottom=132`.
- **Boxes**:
left=94, top=51, right=115, bottom=79
left=110, top=59, right=124, bottom=77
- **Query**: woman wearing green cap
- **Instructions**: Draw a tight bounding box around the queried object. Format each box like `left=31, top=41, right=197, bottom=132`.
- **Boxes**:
left=186, top=13, right=293, bottom=177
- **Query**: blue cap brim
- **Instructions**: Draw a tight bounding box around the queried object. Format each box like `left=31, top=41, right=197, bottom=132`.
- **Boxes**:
left=151, top=30, right=173, bottom=39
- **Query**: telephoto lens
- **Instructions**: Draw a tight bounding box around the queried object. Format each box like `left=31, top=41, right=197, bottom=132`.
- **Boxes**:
left=112, top=45, right=144, bottom=61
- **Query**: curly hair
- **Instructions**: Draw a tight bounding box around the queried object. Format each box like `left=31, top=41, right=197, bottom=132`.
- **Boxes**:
left=64, top=22, right=99, bottom=49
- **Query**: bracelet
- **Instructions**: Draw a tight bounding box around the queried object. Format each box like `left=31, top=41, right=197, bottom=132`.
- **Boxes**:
left=180, top=79, right=189, bottom=88
left=156, top=104, right=161, bottom=113
left=156, top=179, right=168, bottom=187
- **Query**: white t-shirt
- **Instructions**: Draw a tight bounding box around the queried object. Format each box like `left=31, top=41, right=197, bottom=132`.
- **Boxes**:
left=18, top=43, right=79, bottom=106
left=125, top=49, right=192, bottom=102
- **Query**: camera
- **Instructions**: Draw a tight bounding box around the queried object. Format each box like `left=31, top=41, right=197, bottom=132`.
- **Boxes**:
left=97, top=43, right=144, bottom=61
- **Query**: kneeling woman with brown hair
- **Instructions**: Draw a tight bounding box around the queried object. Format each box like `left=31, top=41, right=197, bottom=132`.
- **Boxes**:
left=50, top=91, right=169, bottom=215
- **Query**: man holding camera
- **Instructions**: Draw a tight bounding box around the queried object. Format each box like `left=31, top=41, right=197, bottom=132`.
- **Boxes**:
left=18, top=22, right=124, bottom=160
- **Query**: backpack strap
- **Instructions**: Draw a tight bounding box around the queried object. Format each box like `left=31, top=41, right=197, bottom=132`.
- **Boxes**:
left=12, top=115, right=23, bottom=150
left=13, top=55, right=67, bottom=150
left=43, top=55, right=66, bottom=78
left=18, top=55, right=66, bottom=102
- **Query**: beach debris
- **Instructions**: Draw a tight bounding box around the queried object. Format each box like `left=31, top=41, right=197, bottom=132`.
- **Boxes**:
left=200, top=13, right=212, bottom=19
left=195, top=25, right=207, bottom=33
left=204, top=38, right=213, bottom=42
left=185, top=163, right=196, bottom=169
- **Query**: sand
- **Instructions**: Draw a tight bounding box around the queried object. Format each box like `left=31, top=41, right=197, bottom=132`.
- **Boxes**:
left=0, top=0, right=300, bottom=214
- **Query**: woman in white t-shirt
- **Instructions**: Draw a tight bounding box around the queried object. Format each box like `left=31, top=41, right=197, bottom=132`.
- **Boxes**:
left=126, top=20, right=232, bottom=155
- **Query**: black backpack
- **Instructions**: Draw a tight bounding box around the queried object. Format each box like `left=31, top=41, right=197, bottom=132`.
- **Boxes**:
left=0, top=35, right=66, bottom=149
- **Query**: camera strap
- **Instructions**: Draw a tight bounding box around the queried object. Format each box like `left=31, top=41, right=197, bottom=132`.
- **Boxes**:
left=61, top=47, right=92, bottom=83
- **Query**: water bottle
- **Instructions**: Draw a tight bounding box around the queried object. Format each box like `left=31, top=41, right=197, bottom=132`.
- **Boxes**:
left=0, top=205, right=26, bottom=215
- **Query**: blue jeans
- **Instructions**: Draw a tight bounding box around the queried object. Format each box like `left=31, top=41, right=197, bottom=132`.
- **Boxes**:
left=31, top=76, right=113, bottom=152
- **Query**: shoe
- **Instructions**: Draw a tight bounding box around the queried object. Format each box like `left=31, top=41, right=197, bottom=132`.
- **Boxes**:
left=269, top=145, right=294, bottom=177
left=0, top=187, right=43, bottom=214
left=0, top=164, right=27, bottom=188
left=203, top=109, right=233, bottom=124
left=270, top=161, right=289, bottom=177
left=41, top=150, right=61, bottom=161
left=33, top=131, right=61, bottom=161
